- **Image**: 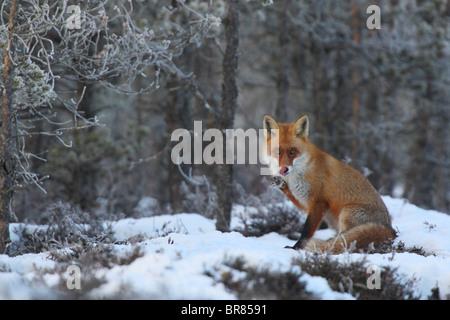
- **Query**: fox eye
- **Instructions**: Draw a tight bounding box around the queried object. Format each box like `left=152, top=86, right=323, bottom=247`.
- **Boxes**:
left=289, top=149, right=296, bottom=155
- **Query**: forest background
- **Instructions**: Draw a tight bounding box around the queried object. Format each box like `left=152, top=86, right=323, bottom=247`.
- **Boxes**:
left=1, top=0, right=449, bottom=252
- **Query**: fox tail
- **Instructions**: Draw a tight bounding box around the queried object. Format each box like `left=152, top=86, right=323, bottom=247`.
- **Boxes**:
left=304, top=223, right=396, bottom=254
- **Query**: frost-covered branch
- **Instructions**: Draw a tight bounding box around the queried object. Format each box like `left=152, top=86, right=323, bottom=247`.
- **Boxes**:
left=0, top=0, right=222, bottom=252
left=0, top=0, right=222, bottom=190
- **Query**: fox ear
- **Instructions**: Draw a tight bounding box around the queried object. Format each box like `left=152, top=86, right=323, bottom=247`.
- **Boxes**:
left=263, top=115, right=279, bottom=136
left=294, top=115, right=309, bottom=138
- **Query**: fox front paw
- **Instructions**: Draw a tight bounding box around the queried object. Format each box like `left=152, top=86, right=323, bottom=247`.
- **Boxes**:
left=269, top=176, right=286, bottom=190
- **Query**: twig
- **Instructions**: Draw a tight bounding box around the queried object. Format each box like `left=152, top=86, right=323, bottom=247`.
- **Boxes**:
left=128, top=147, right=167, bottom=170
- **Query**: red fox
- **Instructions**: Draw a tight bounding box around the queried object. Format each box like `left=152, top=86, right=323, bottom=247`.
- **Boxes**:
left=263, top=114, right=396, bottom=254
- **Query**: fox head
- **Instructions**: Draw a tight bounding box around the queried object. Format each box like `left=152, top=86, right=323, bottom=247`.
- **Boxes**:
left=263, top=114, right=310, bottom=176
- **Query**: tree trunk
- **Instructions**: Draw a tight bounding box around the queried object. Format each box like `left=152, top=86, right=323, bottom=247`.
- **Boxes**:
left=274, top=0, right=290, bottom=122
left=214, top=0, right=239, bottom=232
left=351, top=1, right=360, bottom=164
left=73, top=83, right=97, bottom=211
left=166, top=70, right=193, bottom=213
left=0, top=0, right=18, bottom=253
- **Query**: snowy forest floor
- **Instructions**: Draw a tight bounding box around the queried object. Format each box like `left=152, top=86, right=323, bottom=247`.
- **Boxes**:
left=0, top=196, right=449, bottom=300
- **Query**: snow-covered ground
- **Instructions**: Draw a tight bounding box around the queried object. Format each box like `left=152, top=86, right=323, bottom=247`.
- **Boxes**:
left=0, top=196, right=449, bottom=299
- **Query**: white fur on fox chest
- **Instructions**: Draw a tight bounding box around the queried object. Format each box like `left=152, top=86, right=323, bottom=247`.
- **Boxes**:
left=285, top=153, right=311, bottom=207
left=267, top=152, right=311, bottom=207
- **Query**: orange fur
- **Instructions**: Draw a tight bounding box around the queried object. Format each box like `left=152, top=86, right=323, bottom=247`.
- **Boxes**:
left=264, top=115, right=395, bottom=254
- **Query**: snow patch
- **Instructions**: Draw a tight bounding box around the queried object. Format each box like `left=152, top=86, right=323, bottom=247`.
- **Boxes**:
left=0, top=196, right=449, bottom=299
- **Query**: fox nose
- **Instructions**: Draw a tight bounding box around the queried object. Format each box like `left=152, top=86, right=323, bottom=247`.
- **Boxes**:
left=280, top=167, right=289, bottom=176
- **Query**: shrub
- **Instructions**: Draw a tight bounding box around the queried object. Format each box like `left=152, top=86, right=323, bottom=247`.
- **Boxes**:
left=293, top=253, right=420, bottom=300
left=205, top=255, right=316, bottom=300
left=9, top=201, right=114, bottom=256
